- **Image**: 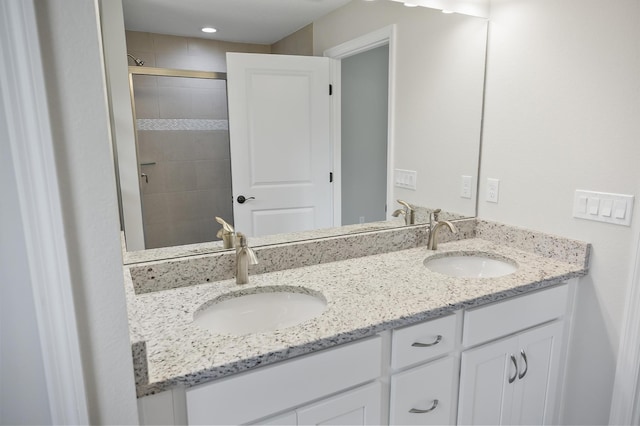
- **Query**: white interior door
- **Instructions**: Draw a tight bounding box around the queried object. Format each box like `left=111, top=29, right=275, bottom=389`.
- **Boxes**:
left=227, top=53, right=333, bottom=237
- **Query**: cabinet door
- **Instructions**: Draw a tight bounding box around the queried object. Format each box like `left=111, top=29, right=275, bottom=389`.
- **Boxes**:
left=253, top=411, right=298, bottom=425
left=296, top=382, right=382, bottom=425
left=457, top=337, right=516, bottom=425
left=509, top=321, right=564, bottom=425
left=390, top=356, right=456, bottom=425
left=459, top=321, right=565, bottom=426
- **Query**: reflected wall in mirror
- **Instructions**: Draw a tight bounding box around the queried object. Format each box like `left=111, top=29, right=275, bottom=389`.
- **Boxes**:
left=104, top=0, right=487, bottom=261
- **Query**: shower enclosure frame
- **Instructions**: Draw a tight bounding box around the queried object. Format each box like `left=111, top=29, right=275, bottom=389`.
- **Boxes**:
left=126, top=66, right=228, bottom=249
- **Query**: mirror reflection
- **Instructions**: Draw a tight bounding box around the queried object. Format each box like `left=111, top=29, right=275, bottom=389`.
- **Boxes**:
left=107, top=0, right=488, bottom=261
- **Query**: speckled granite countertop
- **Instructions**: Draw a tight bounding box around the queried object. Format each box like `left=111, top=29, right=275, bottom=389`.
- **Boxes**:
left=125, top=234, right=589, bottom=397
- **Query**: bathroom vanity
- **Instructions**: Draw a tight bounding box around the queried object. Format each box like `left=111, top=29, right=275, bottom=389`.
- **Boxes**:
left=124, top=219, right=590, bottom=425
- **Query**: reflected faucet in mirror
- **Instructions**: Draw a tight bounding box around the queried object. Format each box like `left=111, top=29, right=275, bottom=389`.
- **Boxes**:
left=235, top=233, right=258, bottom=285
left=392, top=200, right=416, bottom=226
left=215, top=217, right=235, bottom=249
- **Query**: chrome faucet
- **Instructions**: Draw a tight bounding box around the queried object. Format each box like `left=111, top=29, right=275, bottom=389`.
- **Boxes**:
left=427, top=209, right=458, bottom=250
left=235, top=232, right=258, bottom=284
left=391, top=200, right=416, bottom=225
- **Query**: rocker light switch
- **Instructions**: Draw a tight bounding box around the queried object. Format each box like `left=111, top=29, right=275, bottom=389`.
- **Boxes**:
left=614, top=200, right=627, bottom=219
left=577, top=196, right=588, bottom=214
left=600, top=199, right=613, bottom=217
left=588, top=198, right=600, bottom=215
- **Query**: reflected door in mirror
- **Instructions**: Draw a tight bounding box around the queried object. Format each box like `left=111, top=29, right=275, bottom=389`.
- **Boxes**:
left=227, top=53, right=333, bottom=237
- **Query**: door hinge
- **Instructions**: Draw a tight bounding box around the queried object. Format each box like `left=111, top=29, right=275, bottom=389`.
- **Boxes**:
left=329, top=172, right=333, bottom=183
left=329, top=84, right=333, bottom=96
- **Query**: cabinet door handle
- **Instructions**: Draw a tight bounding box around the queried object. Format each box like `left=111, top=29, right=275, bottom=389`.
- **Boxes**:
left=519, top=349, right=528, bottom=379
left=411, top=335, right=442, bottom=347
left=509, top=354, right=518, bottom=384
left=409, top=399, right=439, bottom=414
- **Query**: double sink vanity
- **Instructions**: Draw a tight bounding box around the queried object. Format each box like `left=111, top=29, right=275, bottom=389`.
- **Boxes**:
left=124, top=218, right=590, bottom=425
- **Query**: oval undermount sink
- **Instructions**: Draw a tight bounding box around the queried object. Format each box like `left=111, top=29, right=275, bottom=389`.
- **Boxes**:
left=424, top=252, right=517, bottom=278
left=193, top=287, right=326, bottom=335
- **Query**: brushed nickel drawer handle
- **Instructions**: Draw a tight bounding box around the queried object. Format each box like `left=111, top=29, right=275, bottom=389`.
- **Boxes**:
left=509, top=354, right=518, bottom=384
left=519, top=349, right=528, bottom=379
left=409, top=399, right=439, bottom=414
left=411, top=335, right=442, bottom=347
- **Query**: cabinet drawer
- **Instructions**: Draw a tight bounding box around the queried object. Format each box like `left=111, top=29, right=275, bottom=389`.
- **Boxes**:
left=186, top=336, right=381, bottom=425
left=391, top=314, right=457, bottom=370
left=462, top=284, right=568, bottom=348
left=389, top=356, right=457, bottom=425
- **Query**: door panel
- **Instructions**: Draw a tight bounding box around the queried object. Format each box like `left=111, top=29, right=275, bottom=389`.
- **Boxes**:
left=458, top=337, right=515, bottom=425
left=252, top=208, right=315, bottom=237
left=227, top=53, right=332, bottom=237
left=510, top=321, right=564, bottom=425
left=296, top=382, right=382, bottom=425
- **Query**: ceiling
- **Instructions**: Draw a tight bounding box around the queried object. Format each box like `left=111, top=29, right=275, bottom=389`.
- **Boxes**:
left=122, top=0, right=354, bottom=45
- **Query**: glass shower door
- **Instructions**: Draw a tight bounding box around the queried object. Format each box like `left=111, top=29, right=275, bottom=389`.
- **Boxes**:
left=130, top=71, right=233, bottom=249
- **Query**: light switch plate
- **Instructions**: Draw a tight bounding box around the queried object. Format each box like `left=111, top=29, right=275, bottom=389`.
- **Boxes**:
left=394, top=169, right=417, bottom=190
left=573, top=190, right=634, bottom=226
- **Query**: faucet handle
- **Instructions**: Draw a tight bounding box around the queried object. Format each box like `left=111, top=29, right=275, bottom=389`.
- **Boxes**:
left=215, top=217, right=235, bottom=248
left=215, top=216, right=234, bottom=233
left=396, top=199, right=413, bottom=211
left=235, top=233, right=258, bottom=265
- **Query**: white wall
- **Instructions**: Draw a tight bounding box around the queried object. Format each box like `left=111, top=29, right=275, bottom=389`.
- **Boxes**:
left=314, top=1, right=487, bottom=217
left=33, top=0, right=139, bottom=423
left=0, top=78, right=53, bottom=426
left=480, top=0, right=640, bottom=423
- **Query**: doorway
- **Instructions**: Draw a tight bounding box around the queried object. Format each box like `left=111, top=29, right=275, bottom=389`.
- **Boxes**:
left=340, top=44, right=389, bottom=225
left=325, top=25, right=396, bottom=227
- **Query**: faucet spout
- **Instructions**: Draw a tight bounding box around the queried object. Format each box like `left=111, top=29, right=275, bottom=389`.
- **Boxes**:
left=235, top=233, right=258, bottom=284
left=427, top=219, right=458, bottom=250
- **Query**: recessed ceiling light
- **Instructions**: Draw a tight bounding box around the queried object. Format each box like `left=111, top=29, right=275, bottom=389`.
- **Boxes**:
left=403, top=2, right=418, bottom=6
left=442, top=9, right=454, bottom=14
left=201, top=27, right=217, bottom=33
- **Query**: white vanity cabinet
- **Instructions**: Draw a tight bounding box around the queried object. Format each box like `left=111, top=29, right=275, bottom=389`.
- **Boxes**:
left=138, top=282, right=575, bottom=426
left=457, top=285, right=570, bottom=425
